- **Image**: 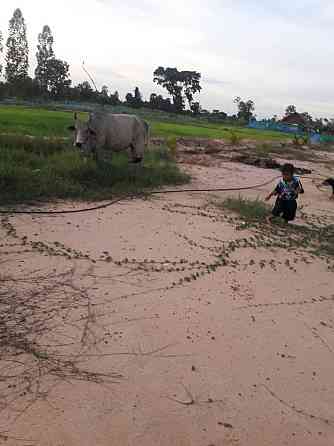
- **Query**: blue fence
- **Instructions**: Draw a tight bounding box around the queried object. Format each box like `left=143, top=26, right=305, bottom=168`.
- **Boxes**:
left=248, top=119, right=334, bottom=144
left=248, top=119, right=301, bottom=134
left=320, top=134, right=334, bottom=143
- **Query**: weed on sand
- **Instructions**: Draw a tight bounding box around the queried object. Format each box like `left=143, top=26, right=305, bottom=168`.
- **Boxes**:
left=216, top=196, right=271, bottom=221
left=213, top=196, right=334, bottom=262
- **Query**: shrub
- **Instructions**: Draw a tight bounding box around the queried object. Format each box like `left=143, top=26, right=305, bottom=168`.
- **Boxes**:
left=166, top=136, right=178, bottom=157
left=228, top=131, right=241, bottom=145
left=220, top=196, right=270, bottom=221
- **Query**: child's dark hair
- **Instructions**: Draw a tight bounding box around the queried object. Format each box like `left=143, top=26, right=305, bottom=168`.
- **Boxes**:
left=281, top=163, right=295, bottom=175
left=323, top=178, right=334, bottom=194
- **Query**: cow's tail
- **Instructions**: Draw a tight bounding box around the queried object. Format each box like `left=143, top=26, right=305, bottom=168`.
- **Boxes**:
left=144, top=121, right=150, bottom=147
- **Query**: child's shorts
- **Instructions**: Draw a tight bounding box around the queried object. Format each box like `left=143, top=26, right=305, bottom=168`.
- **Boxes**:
left=272, top=198, right=297, bottom=222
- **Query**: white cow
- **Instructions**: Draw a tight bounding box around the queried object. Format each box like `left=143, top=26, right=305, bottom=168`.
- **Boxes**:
left=68, top=112, right=149, bottom=163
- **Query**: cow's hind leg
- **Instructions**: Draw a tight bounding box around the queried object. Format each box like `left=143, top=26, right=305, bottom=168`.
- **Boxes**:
left=129, top=144, right=143, bottom=164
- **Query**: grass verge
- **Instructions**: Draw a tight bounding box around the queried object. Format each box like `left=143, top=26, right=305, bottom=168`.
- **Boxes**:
left=0, top=136, right=190, bottom=205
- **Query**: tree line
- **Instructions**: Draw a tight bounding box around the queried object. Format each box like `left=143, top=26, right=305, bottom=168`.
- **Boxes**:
left=0, top=9, right=204, bottom=112
left=1, top=8, right=332, bottom=130
left=0, top=8, right=255, bottom=121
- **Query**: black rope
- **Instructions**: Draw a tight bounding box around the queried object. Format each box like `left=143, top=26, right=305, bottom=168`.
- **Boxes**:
left=0, top=176, right=280, bottom=216
left=0, top=173, right=328, bottom=216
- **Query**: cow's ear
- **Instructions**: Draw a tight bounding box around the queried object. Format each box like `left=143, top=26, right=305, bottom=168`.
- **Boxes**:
left=68, top=125, right=75, bottom=132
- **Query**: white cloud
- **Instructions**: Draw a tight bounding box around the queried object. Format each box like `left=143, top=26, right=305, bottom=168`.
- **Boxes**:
left=0, top=0, right=333, bottom=118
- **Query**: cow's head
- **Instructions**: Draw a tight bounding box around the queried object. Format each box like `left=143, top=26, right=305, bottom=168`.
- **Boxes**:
left=68, top=113, right=97, bottom=155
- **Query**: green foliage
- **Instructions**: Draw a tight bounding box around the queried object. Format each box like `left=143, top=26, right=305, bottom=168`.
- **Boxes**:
left=220, top=196, right=270, bottom=221
left=5, top=8, right=29, bottom=84
left=234, top=97, right=255, bottom=121
left=0, top=30, right=3, bottom=77
left=302, top=135, right=309, bottom=145
left=134, top=87, right=143, bottom=107
left=0, top=105, right=290, bottom=142
left=0, top=137, right=189, bottom=204
left=285, top=105, right=297, bottom=116
left=228, top=131, right=241, bottom=145
left=126, top=87, right=143, bottom=108
left=0, top=133, right=69, bottom=155
left=35, top=25, right=54, bottom=91
left=149, top=93, right=174, bottom=112
left=35, top=25, right=71, bottom=98
left=46, top=58, right=71, bottom=97
left=293, top=134, right=309, bottom=146
left=153, top=67, right=202, bottom=112
left=166, top=136, right=178, bottom=157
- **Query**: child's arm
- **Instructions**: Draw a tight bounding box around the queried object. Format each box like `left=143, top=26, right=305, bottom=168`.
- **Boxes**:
left=296, top=181, right=304, bottom=195
left=265, top=190, right=277, bottom=201
left=266, top=181, right=283, bottom=201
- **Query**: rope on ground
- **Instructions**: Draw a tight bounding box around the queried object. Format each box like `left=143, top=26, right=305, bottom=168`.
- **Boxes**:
left=0, top=176, right=281, bottom=216
left=0, top=173, right=328, bottom=216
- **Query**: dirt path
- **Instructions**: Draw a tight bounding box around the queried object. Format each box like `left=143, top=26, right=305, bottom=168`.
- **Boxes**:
left=1, top=161, right=334, bottom=446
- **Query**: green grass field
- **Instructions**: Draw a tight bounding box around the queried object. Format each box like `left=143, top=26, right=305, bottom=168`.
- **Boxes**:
left=0, top=106, right=74, bottom=137
left=0, top=105, right=289, bottom=141
left=150, top=121, right=288, bottom=141
left=0, top=104, right=290, bottom=205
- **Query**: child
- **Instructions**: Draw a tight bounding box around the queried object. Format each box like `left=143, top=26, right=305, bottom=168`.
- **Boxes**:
left=322, top=178, right=334, bottom=200
left=266, top=163, right=304, bottom=222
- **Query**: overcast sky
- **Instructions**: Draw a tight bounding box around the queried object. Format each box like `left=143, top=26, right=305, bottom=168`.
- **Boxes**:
left=1, top=1, right=333, bottom=118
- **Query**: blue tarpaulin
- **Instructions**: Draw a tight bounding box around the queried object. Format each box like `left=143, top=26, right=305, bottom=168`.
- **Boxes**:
left=248, top=119, right=301, bottom=134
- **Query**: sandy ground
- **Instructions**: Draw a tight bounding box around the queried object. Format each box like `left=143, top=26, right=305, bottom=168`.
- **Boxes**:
left=1, top=153, right=334, bottom=446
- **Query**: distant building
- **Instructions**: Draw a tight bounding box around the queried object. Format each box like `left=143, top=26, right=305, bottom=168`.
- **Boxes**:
left=280, top=113, right=308, bottom=129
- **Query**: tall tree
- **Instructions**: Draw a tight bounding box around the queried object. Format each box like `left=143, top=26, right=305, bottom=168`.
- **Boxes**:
left=134, top=87, right=143, bottom=107
left=47, top=58, right=71, bottom=97
left=234, top=97, right=255, bottom=122
left=153, top=67, right=201, bottom=112
left=125, top=88, right=143, bottom=108
left=35, top=25, right=54, bottom=91
left=125, top=92, right=134, bottom=105
left=5, top=8, right=29, bottom=84
left=0, top=30, right=3, bottom=77
left=75, top=81, right=95, bottom=101
left=101, top=85, right=109, bottom=97
left=99, top=85, right=110, bottom=104
left=183, top=71, right=202, bottom=109
left=149, top=93, right=174, bottom=112
left=285, top=105, right=297, bottom=116
left=190, top=102, right=201, bottom=115
left=109, top=90, right=120, bottom=105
